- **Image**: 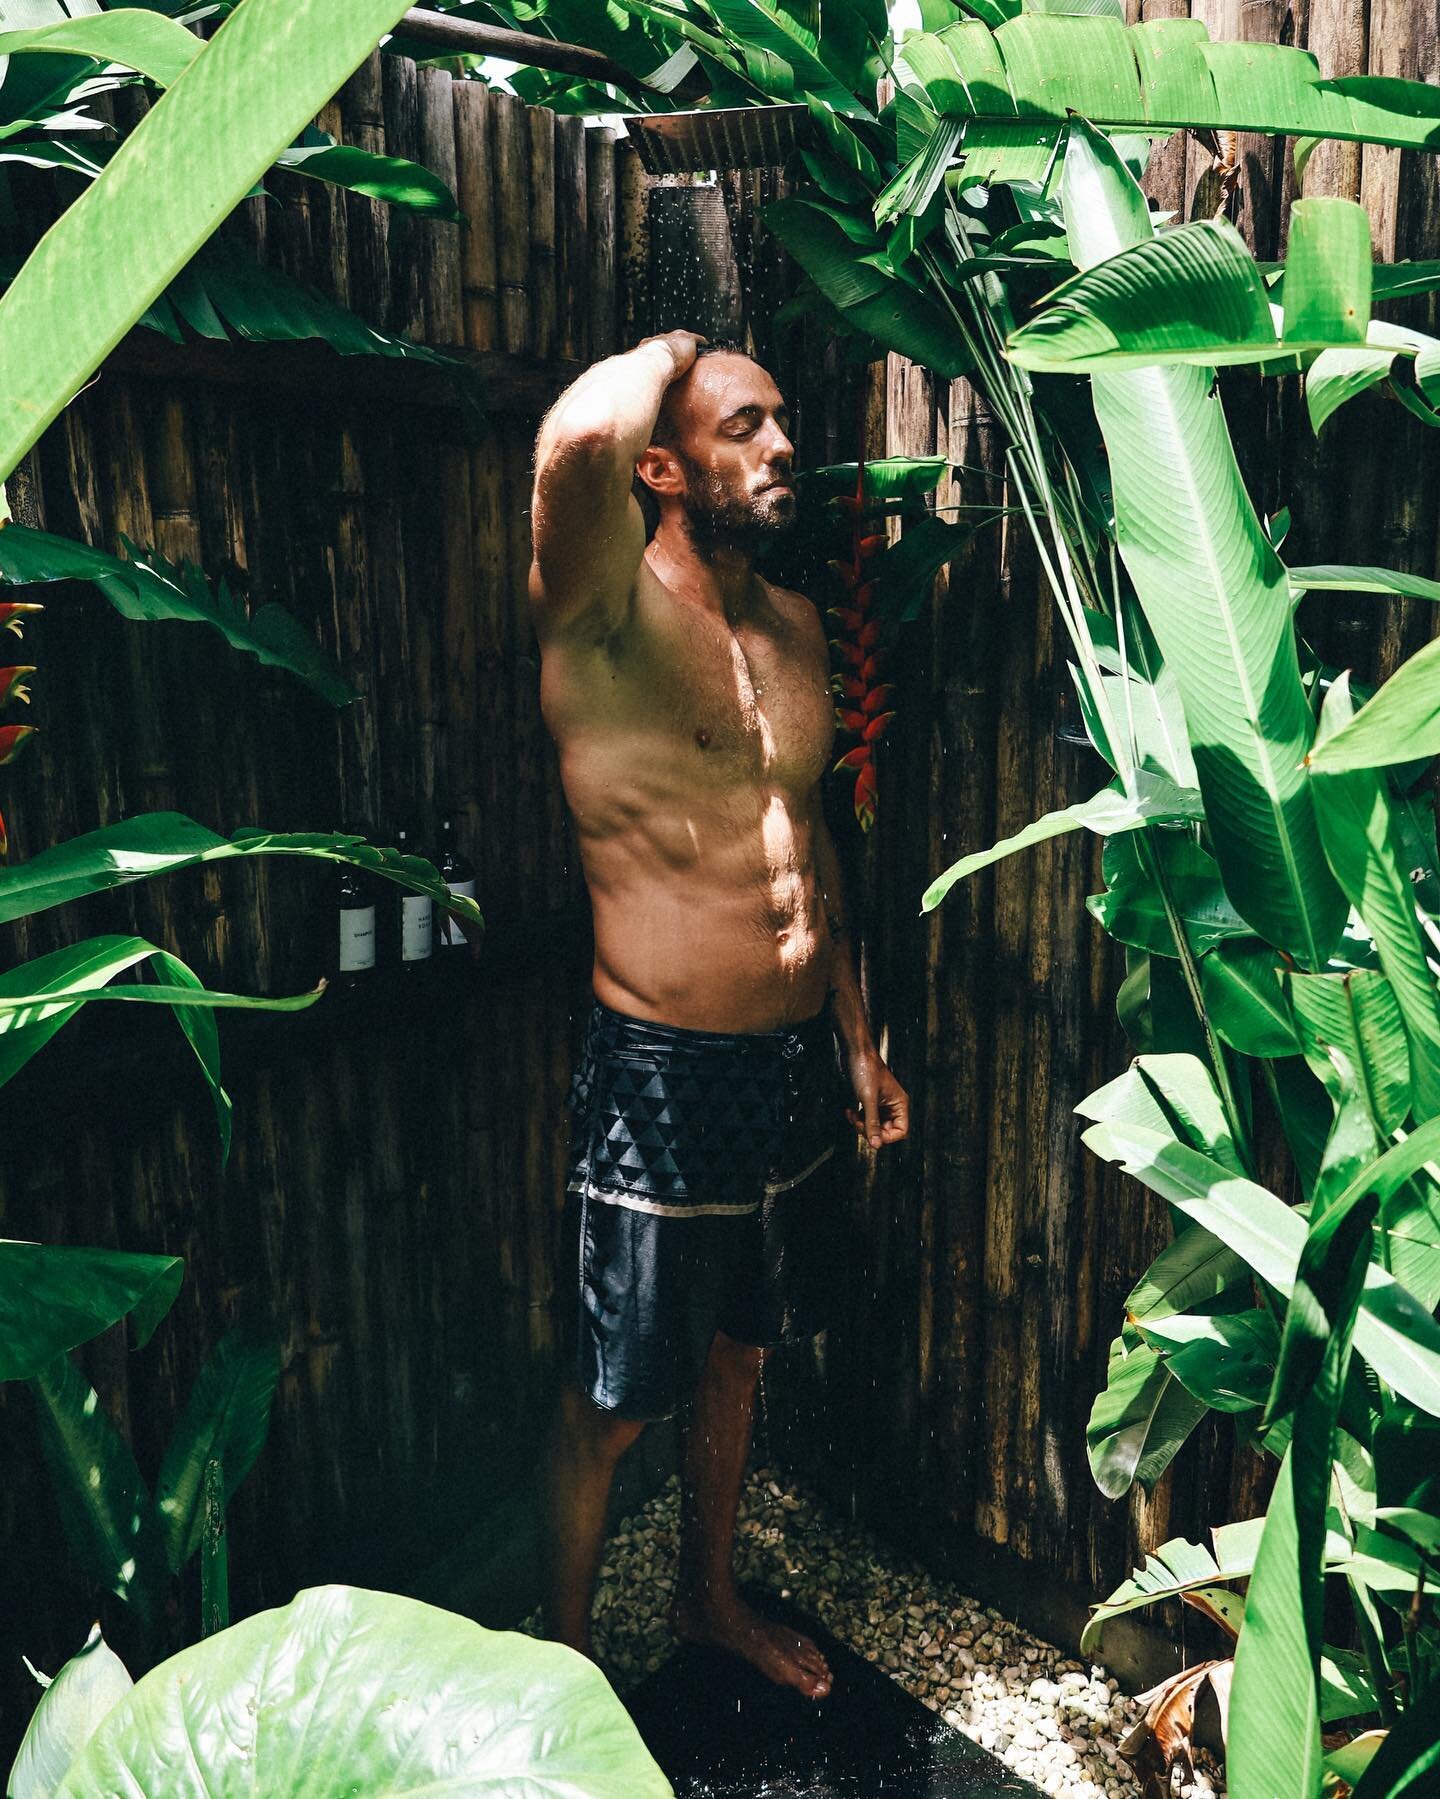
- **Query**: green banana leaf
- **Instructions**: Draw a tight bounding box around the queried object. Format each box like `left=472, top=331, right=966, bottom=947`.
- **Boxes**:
left=898, top=13, right=1440, bottom=149
left=0, top=1240, right=182, bottom=1381
left=1308, top=637, right=1440, bottom=775
left=1136, top=1307, right=1279, bottom=1414
left=1286, top=967, right=1412, bottom=1138
left=1310, top=675, right=1440, bottom=1121
left=0, top=813, right=484, bottom=932
left=1079, top=1118, right=1440, bottom=1413
left=763, top=197, right=972, bottom=377
left=0, top=524, right=357, bottom=707
left=0, top=0, right=422, bottom=484
left=1290, top=565, right=1440, bottom=606
left=8, top=1624, right=134, bottom=1799
left=154, top=1320, right=280, bottom=1574
left=1086, top=1325, right=1208, bottom=1499
left=1306, top=319, right=1440, bottom=434
left=30, top=1351, right=168, bottom=1634
left=0, top=9, right=201, bottom=88
left=924, top=771, right=1201, bottom=909
left=1006, top=200, right=1374, bottom=372
left=1200, top=939, right=1301, bottom=1059
left=1076, top=1051, right=1245, bottom=1175
left=1083, top=1520, right=1265, bottom=1655
left=1229, top=1184, right=1377, bottom=1797
left=53, top=1585, right=672, bottom=1796
left=1352, top=1703, right=1440, bottom=1798
left=800, top=456, right=950, bottom=499
left=137, top=234, right=465, bottom=376
left=701, top=0, right=876, bottom=120
left=1060, top=119, right=1346, bottom=969
left=1087, top=830, right=1249, bottom=960
left=1123, top=1222, right=1248, bottom=1326
left=0, top=935, right=323, bottom=1164
left=275, top=129, right=461, bottom=218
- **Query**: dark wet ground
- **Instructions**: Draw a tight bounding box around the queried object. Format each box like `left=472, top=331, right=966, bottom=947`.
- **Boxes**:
left=625, top=1588, right=1047, bottom=1799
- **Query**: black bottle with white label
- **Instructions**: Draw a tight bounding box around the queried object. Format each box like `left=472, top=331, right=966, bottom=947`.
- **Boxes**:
left=436, top=813, right=477, bottom=948
left=336, top=828, right=376, bottom=985
left=393, top=823, right=434, bottom=969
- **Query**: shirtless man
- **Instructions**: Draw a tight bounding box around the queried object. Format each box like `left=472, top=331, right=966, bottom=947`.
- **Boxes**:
left=531, top=330, right=909, bottom=1702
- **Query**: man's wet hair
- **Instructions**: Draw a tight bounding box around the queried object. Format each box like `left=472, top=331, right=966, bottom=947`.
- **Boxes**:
left=649, top=338, right=754, bottom=449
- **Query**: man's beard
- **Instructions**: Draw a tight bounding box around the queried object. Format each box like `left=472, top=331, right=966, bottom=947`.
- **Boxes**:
left=675, top=450, right=796, bottom=561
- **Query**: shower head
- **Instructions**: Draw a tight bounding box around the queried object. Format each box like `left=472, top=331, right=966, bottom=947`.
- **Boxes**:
left=622, top=104, right=811, bottom=174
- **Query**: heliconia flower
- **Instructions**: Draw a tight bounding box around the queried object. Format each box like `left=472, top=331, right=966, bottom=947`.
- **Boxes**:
left=839, top=674, right=867, bottom=702
left=860, top=651, right=886, bottom=683
left=834, top=495, right=863, bottom=516
left=827, top=607, right=865, bottom=634
left=837, top=708, right=868, bottom=734
left=0, top=601, right=42, bottom=638
left=0, top=665, right=35, bottom=704
left=833, top=743, right=871, bottom=772
left=851, top=581, right=876, bottom=614
left=853, top=756, right=877, bottom=829
left=828, top=559, right=861, bottom=591
left=857, top=534, right=886, bottom=560
left=862, top=683, right=896, bottom=714
left=0, top=723, right=37, bottom=765
left=836, top=640, right=866, bottom=669
left=862, top=710, right=896, bottom=743
left=857, top=617, right=881, bottom=649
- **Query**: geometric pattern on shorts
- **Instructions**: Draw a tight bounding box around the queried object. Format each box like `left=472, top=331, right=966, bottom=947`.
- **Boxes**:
left=564, top=998, right=833, bottom=1218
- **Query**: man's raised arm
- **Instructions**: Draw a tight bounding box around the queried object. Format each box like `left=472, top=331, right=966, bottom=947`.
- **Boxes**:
left=529, top=330, right=702, bottom=637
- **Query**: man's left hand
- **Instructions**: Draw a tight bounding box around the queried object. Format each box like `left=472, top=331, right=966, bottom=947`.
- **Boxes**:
left=842, top=1044, right=909, bottom=1151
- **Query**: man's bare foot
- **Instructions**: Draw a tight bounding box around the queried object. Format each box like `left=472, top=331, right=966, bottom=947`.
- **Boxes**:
left=671, top=1593, right=833, bottom=1699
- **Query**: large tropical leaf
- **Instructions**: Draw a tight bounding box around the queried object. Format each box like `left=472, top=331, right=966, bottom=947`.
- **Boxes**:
left=1308, top=637, right=1440, bottom=776
left=8, top=1623, right=134, bottom=1799
left=275, top=128, right=461, bottom=217
left=0, top=1240, right=181, bottom=1381
left=1310, top=675, right=1440, bottom=1121
left=30, top=1351, right=167, bottom=1633
left=1228, top=1185, right=1377, bottom=1798
left=1007, top=201, right=1374, bottom=373
left=0, top=935, right=323, bottom=1164
left=1083, top=1520, right=1267, bottom=1655
left=1087, top=829, right=1249, bottom=960
left=0, top=0, right=423, bottom=484
left=0, top=9, right=200, bottom=88
left=701, top=0, right=876, bottom=119
left=0, top=524, right=357, bottom=707
left=1351, top=1702, right=1440, bottom=1799
left=1290, top=565, right=1440, bottom=607
left=923, top=771, right=1201, bottom=909
left=1086, top=1326, right=1208, bottom=1499
left=0, top=813, right=483, bottom=931
left=897, top=13, right=1440, bottom=149
left=53, top=1585, right=671, bottom=1796
left=154, top=1320, right=279, bottom=1574
left=1079, top=1118, right=1440, bottom=1413
left=1057, top=119, right=1346, bottom=969
left=1200, top=939, right=1300, bottom=1059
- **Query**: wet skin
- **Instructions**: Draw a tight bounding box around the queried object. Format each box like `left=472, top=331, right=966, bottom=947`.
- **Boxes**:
left=530, top=342, right=891, bottom=1702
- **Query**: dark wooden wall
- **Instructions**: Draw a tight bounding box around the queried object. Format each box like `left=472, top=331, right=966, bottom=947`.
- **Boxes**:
left=1, top=4, right=1437, bottom=1752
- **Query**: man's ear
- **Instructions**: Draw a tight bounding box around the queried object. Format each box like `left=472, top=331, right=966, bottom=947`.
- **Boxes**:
left=635, top=445, right=684, bottom=498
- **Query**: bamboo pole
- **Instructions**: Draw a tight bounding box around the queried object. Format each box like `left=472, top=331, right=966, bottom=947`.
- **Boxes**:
left=454, top=82, right=500, bottom=353
left=381, top=53, right=426, bottom=342
left=492, top=93, right=532, bottom=357
left=586, top=130, right=618, bottom=362
left=339, top=52, right=391, bottom=328
left=553, top=113, right=588, bottom=364
left=417, top=67, right=463, bottom=349
left=528, top=104, right=558, bottom=364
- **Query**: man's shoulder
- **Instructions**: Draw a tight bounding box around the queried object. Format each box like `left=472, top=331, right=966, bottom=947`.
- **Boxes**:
left=763, top=578, right=825, bottom=645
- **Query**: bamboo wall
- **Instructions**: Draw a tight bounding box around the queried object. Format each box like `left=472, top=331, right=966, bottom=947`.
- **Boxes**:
left=0, top=2, right=1436, bottom=1748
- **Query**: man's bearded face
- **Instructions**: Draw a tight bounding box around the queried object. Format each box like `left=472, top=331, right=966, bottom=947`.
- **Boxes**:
left=673, top=443, right=797, bottom=559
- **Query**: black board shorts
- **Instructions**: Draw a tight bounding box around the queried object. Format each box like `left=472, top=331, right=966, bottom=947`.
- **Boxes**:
left=562, top=994, right=848, bottom=1421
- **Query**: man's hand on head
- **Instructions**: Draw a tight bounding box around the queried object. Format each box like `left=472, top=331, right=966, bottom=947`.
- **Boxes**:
left=640, top=330, right=708, bottom=380
left=842, top=1041, right=910, bottom=1153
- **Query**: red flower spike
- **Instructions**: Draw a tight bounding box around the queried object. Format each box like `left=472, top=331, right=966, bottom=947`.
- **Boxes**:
left=862, top=683, right=896, bottom=715
left=838, top=708, right=868, bottom=734
left=838, top=641, right=866, bottom=668
left=0, top=602, right=42, bottom=638
left=858, top=534, right=886, bottom=561
left=834, top=495, right=862, bottom=517
left=861, top=651, right=886, bottom=683
left=857, top=617, right=881, bottom=649
left=0, top=665, right=35, bottom=704
left=0, top=724, right=37, bottom=766
left=840, top=675, right=867, bottom=701
left=828, top=607, right=864, bottom=633
left=833, top=744, right=871, bottom=772
left=828, top=560, right=860, bottom=591
left=852, top=581, right=876, bottom=613
left=863, top=710, right=896, bottom=743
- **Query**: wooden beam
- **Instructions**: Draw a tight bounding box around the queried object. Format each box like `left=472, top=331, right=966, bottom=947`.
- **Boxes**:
left=104, top=330, right=582, bottom=423
left=396, top=8, right=639, bottom=93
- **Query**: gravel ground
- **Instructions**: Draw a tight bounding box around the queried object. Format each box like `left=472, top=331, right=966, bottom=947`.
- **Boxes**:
left=522, top=1466, right=1225, bottom=1799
